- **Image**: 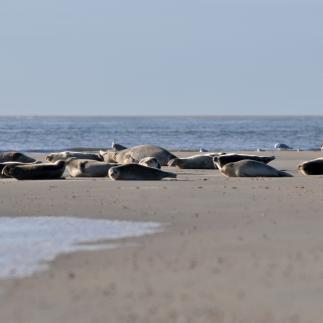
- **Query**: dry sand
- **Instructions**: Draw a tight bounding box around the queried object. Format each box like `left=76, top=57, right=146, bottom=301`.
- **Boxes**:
left=0, top=151, right=323, bottom=323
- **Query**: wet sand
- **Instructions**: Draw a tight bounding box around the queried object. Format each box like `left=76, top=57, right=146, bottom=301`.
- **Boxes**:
left=1, top=151, right=323, bottom=323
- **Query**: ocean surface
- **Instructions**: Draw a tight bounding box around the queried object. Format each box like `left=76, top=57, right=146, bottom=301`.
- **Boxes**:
left=0, top=116, right=322, bottom=152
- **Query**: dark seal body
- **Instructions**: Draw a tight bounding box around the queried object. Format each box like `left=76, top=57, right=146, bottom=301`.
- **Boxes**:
left=2, top=161, right=66, bottom=180
left=0, top=152, right=36, bottom=163
left=298, top=158, right=323, bottom=175
left=108, top=164, right=177, bottom=180
left=215, top=154, right=275, bottom=168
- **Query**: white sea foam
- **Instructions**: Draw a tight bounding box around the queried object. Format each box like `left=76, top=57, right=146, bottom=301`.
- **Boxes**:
left=0, top=216, right=161, bottom=279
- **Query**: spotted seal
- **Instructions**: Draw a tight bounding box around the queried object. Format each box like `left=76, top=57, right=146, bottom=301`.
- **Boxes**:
left=100, top=145, right=177, bottom=166
left=66, top=158, right=117, bottom=177
left=46, top=151, right=103, bottom=163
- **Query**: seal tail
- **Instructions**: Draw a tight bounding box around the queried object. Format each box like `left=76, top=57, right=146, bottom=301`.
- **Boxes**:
left=162, top=170, right=177, bottom=178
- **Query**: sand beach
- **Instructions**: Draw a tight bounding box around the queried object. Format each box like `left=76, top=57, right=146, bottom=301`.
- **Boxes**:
left=0, top=151, right=323, bottom=323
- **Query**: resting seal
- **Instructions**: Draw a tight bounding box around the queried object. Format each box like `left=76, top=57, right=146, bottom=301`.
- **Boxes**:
left=215, top=160, right=292, bottom=177
left=214, top=154, right=275, bottom=168
left=2, top=160, right=66, bottom=180
left=46, top=151, right=103, bottom=163
left=298, top=158, right=323, bottom=175
left=168, top=154, right=223, bottom=169
left=0, top=152, right=36, bottom=163
left=100, top=145, right=177, bottom=166
left=138, top=157, right=161, bottom=169
left=66, top=158, right=117, bottom=177
left=108, top=164, right=177, bottom=180
left=0, top=161, right=42, bottom=178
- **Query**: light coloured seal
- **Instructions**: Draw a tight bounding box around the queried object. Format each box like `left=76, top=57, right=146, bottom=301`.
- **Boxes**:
left=108, top=164, right=177, bottom=180
left=66, top=158, right=117, bottom=177
left=100, top=145, right=177, bottom=166
left=168, top=154, right=223, bottom=169
left=215, top=159, right=292, bottom=177
left=46, top=151, right=103, bottom=163
left=138, top=157, right=161, bottom=169
left=298, top=158, right=323, bottom=175
left=0, top=152, right=36, bottom=163
left=214, top=153, right=275, bottom=168
left=2, top=160, right=66, bottom=180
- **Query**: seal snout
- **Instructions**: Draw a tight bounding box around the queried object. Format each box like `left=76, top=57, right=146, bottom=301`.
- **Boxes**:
left=108, top=167, right=119, bottom=180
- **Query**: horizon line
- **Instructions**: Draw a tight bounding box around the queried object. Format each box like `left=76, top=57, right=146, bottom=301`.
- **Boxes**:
left=0, top=114, right=323, bottom=117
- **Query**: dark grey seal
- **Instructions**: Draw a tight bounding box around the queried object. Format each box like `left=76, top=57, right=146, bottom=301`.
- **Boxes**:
left=298, top=158, right=323, bottom=175
left=101, top=145, right=177, bottom=166
left=108, top=164, right=177, bottom=180
left=214, top=154, right=275, bottom=168
left=216, top=160, right=292, bottom=177
left=0, top=152, right=36, bottom=163
left=2, top=160, right=66, bottom=180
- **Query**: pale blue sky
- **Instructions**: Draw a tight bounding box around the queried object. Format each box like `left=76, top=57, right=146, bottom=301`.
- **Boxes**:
left=0, top=0, right=322, bottom=115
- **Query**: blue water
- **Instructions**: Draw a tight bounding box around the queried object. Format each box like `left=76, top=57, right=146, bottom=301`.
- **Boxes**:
left=0, top=116, right=322, bottom=152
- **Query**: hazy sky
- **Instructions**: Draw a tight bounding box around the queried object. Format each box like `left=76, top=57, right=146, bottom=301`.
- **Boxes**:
left=0, top=0, right=322, bottom=115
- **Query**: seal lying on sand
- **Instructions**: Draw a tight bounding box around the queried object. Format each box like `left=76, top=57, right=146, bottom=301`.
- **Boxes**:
left=46, top=151, right=103, bottom=163
left=2, top=160, right=66, bottom=180
left=215, top=160, right=292, bottom=177
left=298, top=158, right=323, bottom=175
left=138, top=157, right=161, bottom=169
left=0, top=152, right=36, bottom=163
left=66, top=158, right=117, bottom=177
left=168, top=154, right=223, bottom=169
left=108, top=164, right=177, bottom=180
left=0, top=161, right=42, bottom=178
left=214, top=154, right=275, bottom=168
left=100, top=145, right=177, bottom=166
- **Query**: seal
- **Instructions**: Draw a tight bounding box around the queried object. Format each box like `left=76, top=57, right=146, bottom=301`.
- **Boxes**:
left=0, top=161, right=42, bottom=178
left=46, top=151, right=103, bottom=163
left=215, top=159, right=292, bottom=177
left=108, top=164, right=177, bottom=180
left=274, top=143, right=292, bottom=150
left=111, top=141, right=127, bottom=151
left=297, top=158, right=323, bottom=175
left=168, top=154, right=223, bottom=169
left=66, top=158, right=117, bottom=177
left=214, top=154, right=275, bottom=168
left=0, top=152, right=36, bottom=163
left=138, top=157, right=161, bottom=169
left=100, top=145, right=177, bottom=166
left=2, top=160, right=66, bottom=180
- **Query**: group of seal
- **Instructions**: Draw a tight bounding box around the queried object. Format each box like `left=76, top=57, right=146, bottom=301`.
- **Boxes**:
left=1, top=143, right=323, bottom=180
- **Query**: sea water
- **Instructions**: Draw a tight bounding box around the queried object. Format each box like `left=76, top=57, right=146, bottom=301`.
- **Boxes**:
left=0, top=216, right=161, bottom=278
left=0, top=116, right=322, bottom=152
